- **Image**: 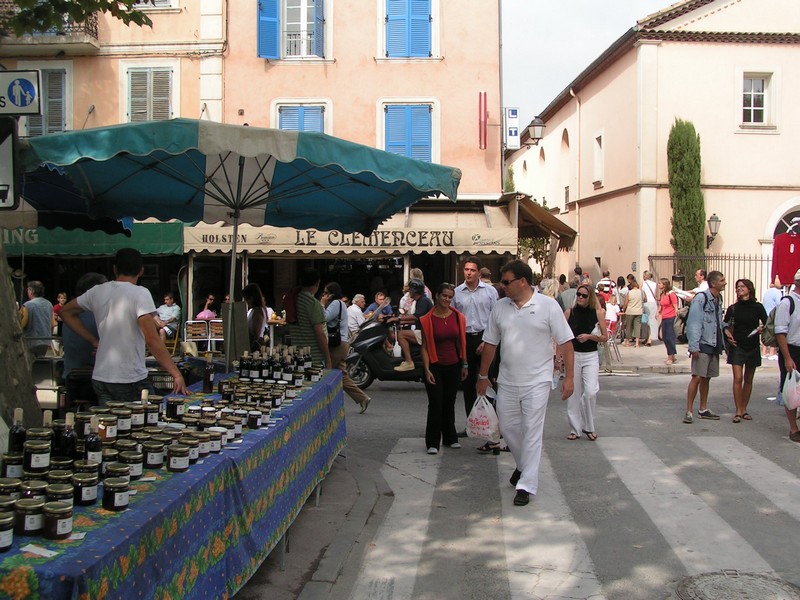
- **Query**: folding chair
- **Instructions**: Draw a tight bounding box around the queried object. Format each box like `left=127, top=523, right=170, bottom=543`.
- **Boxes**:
left=208, top=319, right=224, bottom=352
left=184, top=320, right=210, bottom=352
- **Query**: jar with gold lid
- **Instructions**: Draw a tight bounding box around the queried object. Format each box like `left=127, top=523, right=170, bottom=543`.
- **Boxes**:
left=23, top=440, right=50, bottom=474
left=71, top=473, right=98, bottom=506
left=46, top=483, right=74, bottom=508
left=118, top=451, right=143, bottom=480
left=178, top=436, right=199, bottom=464
left=102, top=478, right=129, bottom=512
left=20, top=479, right=48, bottom=501
left=111, top=408, right=132, bottom=437
left=47, top=470, right=73, bottom=484
left=73, top=459, right=100, bottom=475
left=43, top=501, right=73, bottom=540
left=14, top=498, right=45, bottom=536
left=142, top=441, right=165, bottom=469
left=105, top=462, right=130, bottom=483
left=0, top=478, right=21, bottom=500
left=206, top=429, right=223, bottom=453
left=191, top=431, right=211, bottom=458
left=166, top=444, right=190, bottom=473
left=0, top=511, right=13, bottom=552
left=1, top=454, right=23, bottom=479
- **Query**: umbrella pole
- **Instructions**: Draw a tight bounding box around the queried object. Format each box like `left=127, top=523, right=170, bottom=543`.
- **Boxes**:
left=225, top=156, right=247, bottom=371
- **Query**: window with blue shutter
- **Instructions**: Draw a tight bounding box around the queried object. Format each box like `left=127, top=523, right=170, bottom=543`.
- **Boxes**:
left=279, top=106, right=324, bottom=132
left=258, top=0, right=326, bottom=59
left=257, top=0, right=280, bottom=59
left=385, top=105, right=431, bottom=162
left=386, top=0, right=430, bottom=58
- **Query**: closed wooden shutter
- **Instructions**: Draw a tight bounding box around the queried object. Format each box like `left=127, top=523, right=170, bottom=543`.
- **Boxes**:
left=27, top=69, right=65, bottom=136
left=385, top=104, right=431, bottom=162
left=128, top=68, right=172, bottom=122
left=258, top=0, right=280, bottom=59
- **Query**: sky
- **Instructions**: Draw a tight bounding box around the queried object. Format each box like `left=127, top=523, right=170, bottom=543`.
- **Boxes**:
left=501, top=0, right=675, bottom=125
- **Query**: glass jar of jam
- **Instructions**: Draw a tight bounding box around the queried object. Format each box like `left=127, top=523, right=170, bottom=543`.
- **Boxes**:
left=88, top=406, right=111, bottom=415
left=102, top=478, right=129, bottom=512
left=20, top=479, right=48, bottom=501
left=126, top=403, right=146, bottom=430
left=178, top=436, right=199, bottom=464
left=181, top=416, right=199, bottom=430
left=73, top=459, right=100, bottom=475
left=115, top=439, right=137, bottom=454
left=0, top=511, right=13, bottom=552
left=0, top=478, right=22, bottom=500
left=130, top=432, right=150, bottom=453
left=23, top=440, right=50, bottom=474
left=247, top=410, right=263, bottom=430
left=191, top=432, right=211, bottom=458
left=166, top=444, right=190, bottom=472
left=111, top=408, right=132, bottom=437
left=233, top=409, right=248, bottom=426
left=98, top=415, right=118, bottom=443
left=118, top=451, right=143, bottom=480
left=198, top=417, right=217, bottom=431
left=14, top=498, right=45, bottom=536
left=43, top=501, right=73, bottom=540
left=106, top=401, right=126, bottom=410
left=25, top=427, right=53, bottom=443
left=47, top=470, right=73, bottom=484
left=46, top=483, right=74, bottom=508
left=50, top=456, right=73, bottom=472
left=100, top=449, right=119, bottom=477
left=142, top=441, right=165, bottom=469
left=1, top=454, right=23, bottom=479
left=0, top=497, right=16, bottom=513
left=71, top=473, right=98, bottom=506
left=105, top=462, right=130, bottom=483
left=165, top=398, right=185, bottom=421
left=75, top=412, right=94, bottom=440
left=151, top=434, right=173, bottom=449
left=201, top=406, right=217, bottom=421
left=143, top=403, right=160, bottom=426
left=206, top=429, right=223, bottom=453
left=143, top=426, right=164, bottom=436
left=217, top=419, right=237, bottom=442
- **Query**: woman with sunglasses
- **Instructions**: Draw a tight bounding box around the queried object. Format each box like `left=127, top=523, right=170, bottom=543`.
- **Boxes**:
left=564, top=284, right=608, bottom=440
left=722, top=279, right=767, bottom=423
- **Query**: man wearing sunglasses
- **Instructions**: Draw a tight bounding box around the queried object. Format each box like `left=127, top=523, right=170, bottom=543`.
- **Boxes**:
left=476, top=260, right=574, bottom=507
left=452, top=256, right=499, bottom=429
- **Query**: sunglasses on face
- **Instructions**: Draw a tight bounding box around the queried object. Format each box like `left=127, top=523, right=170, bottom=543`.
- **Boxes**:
left=576, top=292, right=589, bottom=299
left=500, top=277, right=520, bottom=286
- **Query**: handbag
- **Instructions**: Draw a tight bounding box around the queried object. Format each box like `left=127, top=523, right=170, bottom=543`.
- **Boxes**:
left=327, top=300, right=343, bottom=348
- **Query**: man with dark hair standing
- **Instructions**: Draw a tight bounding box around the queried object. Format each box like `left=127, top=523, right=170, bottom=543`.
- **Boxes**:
left=20, top=280, right=54, bottom=358
left=61, top=248, right=188, bottom=404
left=289, top=268, right=332, bottom=369
left=452, top=256, right=498, bottom=431
left=477, top=259, right=574, bottom=507
left=683, top=270, right=726, bottom=423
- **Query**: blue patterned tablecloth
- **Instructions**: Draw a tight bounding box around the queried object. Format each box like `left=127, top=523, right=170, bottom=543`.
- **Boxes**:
left=0, top=370, right=346, bottom=600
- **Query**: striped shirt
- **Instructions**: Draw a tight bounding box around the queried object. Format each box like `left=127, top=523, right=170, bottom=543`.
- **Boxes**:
left=290, top=291, right=326, bottom=364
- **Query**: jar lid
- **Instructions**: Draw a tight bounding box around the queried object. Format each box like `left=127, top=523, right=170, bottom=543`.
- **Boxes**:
left=167, top=444, right=189, bottom=455
left=0, top=478, right=21, bottom=487
left=102, top=448, right=119, bottom=458
left=15, top=498, right=45, bottom=511
left=1, top=453, right=23, bottom=461
left=106, top=462, right=130, bottom=474
left=207, top=428, right=224, bottom=439
left=26, top=427, right=53, bottom=439
left=151, top=435, right=172, bottom=445
left=178, top=436, right=198, bottom=446
left=73, top=459, right=100, bottom=471
left=106, top=401, right=126, bottom=409
left=104, top=477, right=129, bottom=490
left=115, top=440, right=138, bottom=451
left=44, top=501, right=72, bottom=514
left=191, top=431, right=210, bottom=440
left=99, top=415, right=118, bottom=422
left=0, top=511, right=14, bottom=525
left=167, top=397, right=185, bottom=404
left=88, top=406, right=111, bottom=414
left=46, top=483, right=74, bottom=495
left=23, top=440, right=51, bottom=450
left=126, top=402, right=145, bottom=411
left=71, top=473, right=98, bottom=485
left=142, top=441, right=165, bottom=450
left=119, top=451, right=144, bottom=461
left=20, top=479, right=48, bottom=491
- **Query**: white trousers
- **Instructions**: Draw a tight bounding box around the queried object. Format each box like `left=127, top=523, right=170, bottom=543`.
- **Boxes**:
left=566, top=351, right=600, bottom=436
left=496, top=381, right=552, bottom=495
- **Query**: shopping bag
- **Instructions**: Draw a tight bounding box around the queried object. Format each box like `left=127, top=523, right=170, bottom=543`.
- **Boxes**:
left=466, top=395, right=501, bottom=443
left=782, top=370, right=800, bottom=410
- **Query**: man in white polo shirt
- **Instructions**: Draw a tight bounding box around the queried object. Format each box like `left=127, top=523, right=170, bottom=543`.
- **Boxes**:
left=476, top=259, right=574, bottom=507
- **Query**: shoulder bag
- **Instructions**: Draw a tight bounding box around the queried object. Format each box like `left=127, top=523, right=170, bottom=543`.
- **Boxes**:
left=327, top=300, right=344, bottom=348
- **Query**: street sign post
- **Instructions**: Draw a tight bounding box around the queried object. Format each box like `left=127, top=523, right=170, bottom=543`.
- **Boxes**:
left=0, top=70, right=41, bottom=116
left=0, top=117, right=19, bottom=211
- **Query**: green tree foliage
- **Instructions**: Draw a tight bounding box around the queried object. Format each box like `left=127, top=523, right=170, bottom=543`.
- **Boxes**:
left=504, top=164, right=514, bottom=193
left=667, top=118, right=705, bottom=275
left=1, top=0, right=152, bottom=36
left=518, top=198, right=551, bottom=278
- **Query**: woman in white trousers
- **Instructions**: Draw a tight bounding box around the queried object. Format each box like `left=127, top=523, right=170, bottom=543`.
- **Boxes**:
left=563, top=284, right=608, bottom=440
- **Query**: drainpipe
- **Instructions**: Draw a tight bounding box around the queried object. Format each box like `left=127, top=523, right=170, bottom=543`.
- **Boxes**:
left=498, top=0, right=505, bottom=193
left=569, top=87, right=581, bottom=266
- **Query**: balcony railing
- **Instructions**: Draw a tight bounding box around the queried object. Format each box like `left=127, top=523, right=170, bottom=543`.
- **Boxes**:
left=0, top=1, right=99, bottom=55
left=284, top=30, right=316, bottom=58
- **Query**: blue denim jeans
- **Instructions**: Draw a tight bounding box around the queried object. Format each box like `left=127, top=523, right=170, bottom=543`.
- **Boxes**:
left=92, top=378, right=151, bottom=406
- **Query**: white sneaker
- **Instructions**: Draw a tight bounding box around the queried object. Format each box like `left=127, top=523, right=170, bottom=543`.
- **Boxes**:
left=427, top=447, right=438, bottom=455
left=449, top=443, right=462, bottom=449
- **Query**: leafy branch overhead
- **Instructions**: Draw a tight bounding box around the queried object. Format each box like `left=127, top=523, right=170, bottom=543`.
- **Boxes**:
left=1, top=0, right=152, bottom=36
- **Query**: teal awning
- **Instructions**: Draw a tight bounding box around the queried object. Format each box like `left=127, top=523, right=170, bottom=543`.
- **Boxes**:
left=2, top=222, right=183, bottom=257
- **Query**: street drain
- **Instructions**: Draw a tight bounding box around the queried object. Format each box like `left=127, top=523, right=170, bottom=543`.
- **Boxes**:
left=677, top=571, right=800, bottom=599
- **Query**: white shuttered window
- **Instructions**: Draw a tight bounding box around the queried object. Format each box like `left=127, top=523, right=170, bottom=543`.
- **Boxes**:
left=27, top=69, right=66, bottom=136
left=128, top=68, right=172, bottom=122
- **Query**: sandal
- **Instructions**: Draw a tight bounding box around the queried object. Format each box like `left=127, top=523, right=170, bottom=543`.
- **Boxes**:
left=567, top=433, right=579, bottom=440
left=477, top=442, right=496, bottom=453
left=733, top=415, right=742, bottom=423
left=582, top=430, right=598, bottom=441
left=742, top=413, right=752, bottom=420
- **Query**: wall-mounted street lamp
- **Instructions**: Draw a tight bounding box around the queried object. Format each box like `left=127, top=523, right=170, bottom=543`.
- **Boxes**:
left=706, top=213, right=721, bottom=249
left=525, top=116, right=545, bottom=147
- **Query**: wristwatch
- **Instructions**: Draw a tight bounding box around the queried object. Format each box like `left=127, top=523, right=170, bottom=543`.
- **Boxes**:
left=477, top=374, right=489, bottom=380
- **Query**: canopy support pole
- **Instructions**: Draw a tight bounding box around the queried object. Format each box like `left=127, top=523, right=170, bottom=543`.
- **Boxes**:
left=224, top=156, right=247, bottom=371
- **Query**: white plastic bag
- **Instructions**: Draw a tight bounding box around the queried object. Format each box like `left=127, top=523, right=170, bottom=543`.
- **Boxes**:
left=466, top=395, right=501, bottom=443
left=783, top=370, right=800, bottom=410
left=392, top=340, right=402, bottom=358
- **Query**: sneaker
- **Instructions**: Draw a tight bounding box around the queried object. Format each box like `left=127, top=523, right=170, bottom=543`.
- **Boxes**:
left=449, top=442, right=461, bottom=449
left=683, top=412, right=693, bottom=424
left=513, top=490, right=530, bottom=506
left=394, top=361, right=415, bottom=372
left=359, top=397, right=371, bottom=414
left=698, top=409, right=720, bottom=420
left=427, top=447, right=438, bottom=455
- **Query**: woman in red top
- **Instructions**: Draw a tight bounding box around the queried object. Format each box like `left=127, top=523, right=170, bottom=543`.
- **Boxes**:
left=420, top=283, right=467, bottom=455
left=657, top=278, right=680, bottom=364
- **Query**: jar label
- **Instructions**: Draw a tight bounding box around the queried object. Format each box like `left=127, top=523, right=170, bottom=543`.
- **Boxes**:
left=5, top=464, right=22, bottom=478
left=25, top=514, right=43, bottom=531
left=146, top=412, right=158, bottom=424
left=170, top=456, right=189, bottom=470
left=130, top=463, right=143, bottom=477
left=234, top=424, right=242, bottom=435
left=176, top=404, right=185, bottom=416
left=82, top=485, right=98, bottom=501
left=294, top=376, right=304, bottom=387
left=100, top=424, right=117, bottom=439
left=188, top=447, right=199, bottom=461
left=56, top=517, right=73, bottom=535
left=198, top=441, right=210, bottom=454
left=0, top=529, right=12, bottom=547
left=147, top=451, right=163, bottom=465
left=282, top=373, right=292, bottom=382
left=30, top=452, right=50, bottom=468
left=114, top=491, right=129, bottom=507
left=117, top=417, right=132, bottom=431
left=56, top=497, right=74, bottom=509
left=87, top=451, right=102, bottom=463
left=286, top=389, right=297, bottom=399
left=210, top=440, right=221, bottom=452
left=131, top=413, right=145, bottom=425
left=311, top=374, right=320, bottom=382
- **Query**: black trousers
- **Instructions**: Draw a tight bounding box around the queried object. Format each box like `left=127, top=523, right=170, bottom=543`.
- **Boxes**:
left=425, top=362, right=460, bottom=449
left=462, top=332, right=483, bottom=417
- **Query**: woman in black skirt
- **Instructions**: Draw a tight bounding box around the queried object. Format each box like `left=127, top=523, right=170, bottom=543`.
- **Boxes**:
left=723, top=279, right=768, bottom=423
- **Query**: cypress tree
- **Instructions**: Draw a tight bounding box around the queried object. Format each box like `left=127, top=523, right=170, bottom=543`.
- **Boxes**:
left=667, top=118, right=706, bottom=275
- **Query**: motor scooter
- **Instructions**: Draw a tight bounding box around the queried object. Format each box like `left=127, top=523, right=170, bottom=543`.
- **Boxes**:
left=345, top=302, right=424, bottom=390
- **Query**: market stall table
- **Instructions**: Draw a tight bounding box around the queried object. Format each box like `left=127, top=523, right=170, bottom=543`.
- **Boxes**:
left=0, top=370, right=345, bottom=599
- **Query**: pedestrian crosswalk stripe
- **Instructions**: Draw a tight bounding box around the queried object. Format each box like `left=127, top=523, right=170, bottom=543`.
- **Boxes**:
left=497, top=453, right=607, bottom=600
left=350, top=438, right=440, bottom=600
left=598, top=437, right=772, bottom=574
left=692, top=436, right=800, bottom=521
